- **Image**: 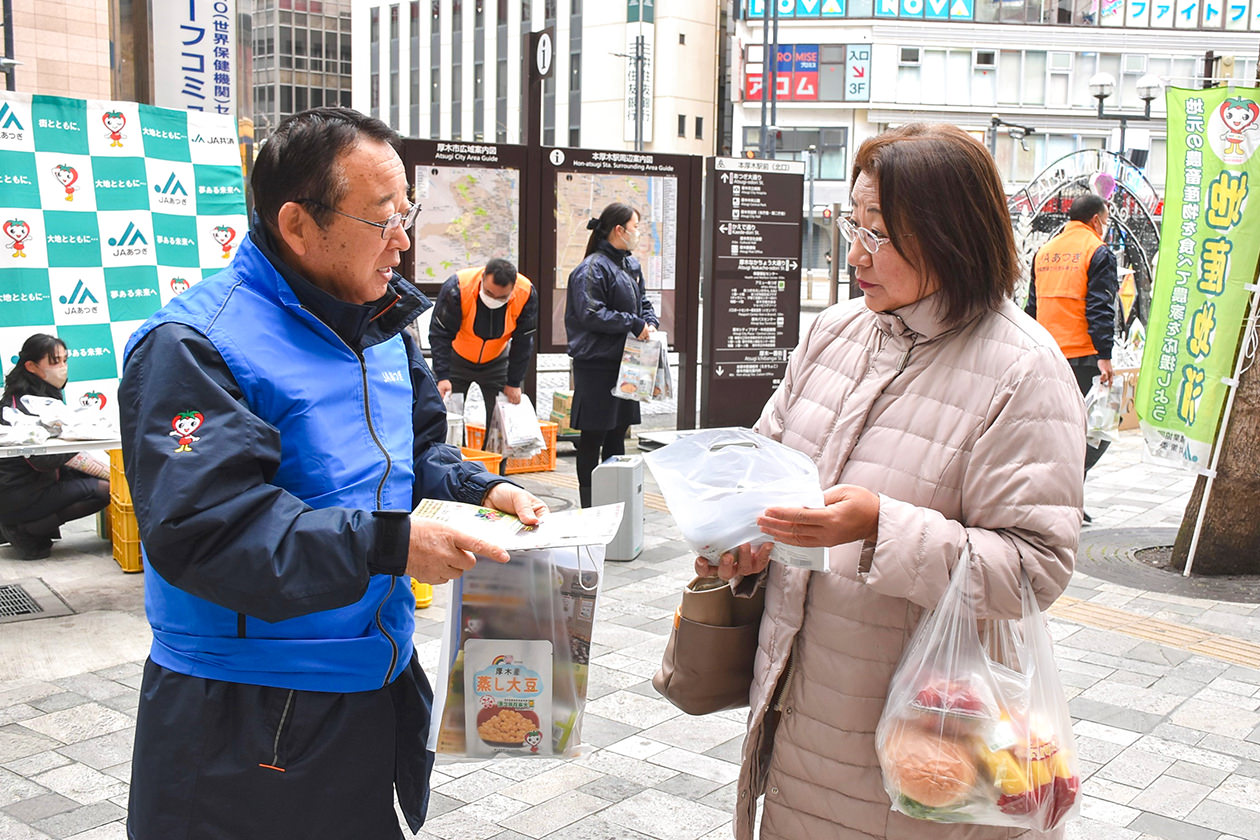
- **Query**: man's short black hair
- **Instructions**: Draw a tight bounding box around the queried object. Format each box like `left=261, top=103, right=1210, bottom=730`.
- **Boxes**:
left=251, top=107, right=402, bottom=231
left=484, top=258, right=518, bottom=287
left=1068, top=194, right=1108, bottom=224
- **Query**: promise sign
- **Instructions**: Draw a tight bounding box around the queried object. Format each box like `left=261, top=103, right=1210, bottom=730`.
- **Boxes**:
left=1136, top=86, right=1260, bottom=467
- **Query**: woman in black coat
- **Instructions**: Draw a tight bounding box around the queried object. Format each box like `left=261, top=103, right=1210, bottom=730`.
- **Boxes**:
left=564, top=202, right=659, bottom=508
left=1, top=334, right=110, bottom=560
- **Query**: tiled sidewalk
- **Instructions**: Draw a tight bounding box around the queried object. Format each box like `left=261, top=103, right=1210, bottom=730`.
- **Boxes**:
left=2, top=428, right=1259, bottom=840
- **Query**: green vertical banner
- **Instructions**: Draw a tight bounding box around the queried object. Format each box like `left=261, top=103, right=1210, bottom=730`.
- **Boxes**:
left=1136, top=86, right=1260, bottom=467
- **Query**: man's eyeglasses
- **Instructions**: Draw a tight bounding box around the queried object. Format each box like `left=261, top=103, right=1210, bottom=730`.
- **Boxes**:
left=837, top=215, right=892, bottom=255
left=298, top=199, right=420, bottom=239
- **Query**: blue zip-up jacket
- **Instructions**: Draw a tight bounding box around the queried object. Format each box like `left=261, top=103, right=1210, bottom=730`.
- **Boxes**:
left=565, top=239, right=659, bottom=363
left=120, top=229, right=508, bottom=693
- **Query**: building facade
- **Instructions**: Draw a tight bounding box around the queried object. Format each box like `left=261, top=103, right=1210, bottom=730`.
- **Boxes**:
left=733, top=0, right=1260, bottom=214
left=246, top=0, right=354, bottom=144
left=4, top=0, right=112, bottom=100
left=351, top=0, right=720, bottom=155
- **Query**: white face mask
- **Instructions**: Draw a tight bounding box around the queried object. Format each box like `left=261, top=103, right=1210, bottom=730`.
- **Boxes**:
left=622, top=228, right=640, bottom=250
left=480, top=288, right=509, bottom=309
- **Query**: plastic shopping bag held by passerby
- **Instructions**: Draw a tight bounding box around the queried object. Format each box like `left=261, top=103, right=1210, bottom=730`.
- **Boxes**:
left=875, top=548, right=1081, bottom=830
left=644, top=428, right=828, bottom=571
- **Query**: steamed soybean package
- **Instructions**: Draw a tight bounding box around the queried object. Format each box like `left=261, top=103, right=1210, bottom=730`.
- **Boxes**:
left=427, top=545, right=604, bottom=759
left=643, top=428, right=827, bottom=570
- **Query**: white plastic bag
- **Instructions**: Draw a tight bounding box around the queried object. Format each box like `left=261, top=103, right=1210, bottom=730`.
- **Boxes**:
left=486, top=394, right=545, bottom=459
left=643, top=428, right=827, bottom=570
left=443, top=392, right=466, bottom=447
left=1083, top=375, right=1124, bottom=448
left=428, top=545, right=604, bottom=759
left=875, top=550, right=1081, bottom=830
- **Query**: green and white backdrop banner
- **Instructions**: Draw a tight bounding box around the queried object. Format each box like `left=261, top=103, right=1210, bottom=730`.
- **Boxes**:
left=0, top=91, right=247, bottom=418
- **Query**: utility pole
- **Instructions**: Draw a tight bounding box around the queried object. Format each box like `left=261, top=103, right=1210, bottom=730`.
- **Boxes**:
left=769, top=0, right=780, bottom=158
left=758, top=2, right=769, bottom=156
left=805, top=146, right=816, bottom=280
left=2, top=0, right=16, bottom=91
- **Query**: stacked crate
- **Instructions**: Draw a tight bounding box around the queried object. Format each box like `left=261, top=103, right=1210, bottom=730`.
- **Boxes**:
left=107, top=449, right=143, bottom=573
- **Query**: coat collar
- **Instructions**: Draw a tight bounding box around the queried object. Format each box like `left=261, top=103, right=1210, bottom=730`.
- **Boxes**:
left=871, top=293, right=957, bottom=342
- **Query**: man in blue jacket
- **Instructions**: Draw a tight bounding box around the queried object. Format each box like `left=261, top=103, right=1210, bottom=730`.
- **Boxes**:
left=118, top=107, right=546, bottom=839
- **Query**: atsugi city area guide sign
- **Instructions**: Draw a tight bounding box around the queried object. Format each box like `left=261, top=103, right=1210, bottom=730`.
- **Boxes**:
left=701, top=156, right=804, bottom=428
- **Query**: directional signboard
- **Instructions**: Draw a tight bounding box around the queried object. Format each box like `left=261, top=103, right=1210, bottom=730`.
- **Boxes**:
left=701, top=157, right=804, bottom=428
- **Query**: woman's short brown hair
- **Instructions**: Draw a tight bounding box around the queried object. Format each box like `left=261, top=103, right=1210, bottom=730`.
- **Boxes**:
left=851, top=123, right=1018, bottom=324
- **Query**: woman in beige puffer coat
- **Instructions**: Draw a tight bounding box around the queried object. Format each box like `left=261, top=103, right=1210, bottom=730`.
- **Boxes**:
left=699, top=124, right=1087, bottom=840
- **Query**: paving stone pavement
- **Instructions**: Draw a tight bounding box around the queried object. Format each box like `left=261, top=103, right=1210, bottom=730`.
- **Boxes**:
left=2, top=425, right=1258, bottom=840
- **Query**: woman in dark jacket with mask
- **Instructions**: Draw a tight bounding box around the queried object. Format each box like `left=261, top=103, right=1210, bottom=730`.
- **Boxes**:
left=1, top=334, right=110, bottom=560
left=564, top=202, right=659, bottom=508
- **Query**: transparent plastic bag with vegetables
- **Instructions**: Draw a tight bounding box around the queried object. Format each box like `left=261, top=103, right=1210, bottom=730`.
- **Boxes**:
left=874, top=548, right=1081, bottom=830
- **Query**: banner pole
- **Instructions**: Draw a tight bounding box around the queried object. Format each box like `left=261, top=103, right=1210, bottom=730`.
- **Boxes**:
left=1183, top=278, right=1260, bottom=576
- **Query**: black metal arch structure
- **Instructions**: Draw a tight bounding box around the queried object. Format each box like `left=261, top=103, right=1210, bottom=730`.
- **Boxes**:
left=1009, top=149, right=1162, bottom=342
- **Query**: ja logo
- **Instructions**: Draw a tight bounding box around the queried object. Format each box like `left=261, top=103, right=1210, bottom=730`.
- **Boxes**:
left=0, top=102, right=23, bottom=130
left=109, top=221, right=148, bottom=247
left=154, top=172, right=188, bottom=196
left=60, top=279, right=98, bottom=306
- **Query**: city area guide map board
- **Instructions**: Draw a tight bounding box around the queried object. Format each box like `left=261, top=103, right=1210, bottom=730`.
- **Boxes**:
left=0, top=92, right=248, bottom=414
left=409, top=142, right=523, bottom=288
left=548, top=148, right=681, bottom=347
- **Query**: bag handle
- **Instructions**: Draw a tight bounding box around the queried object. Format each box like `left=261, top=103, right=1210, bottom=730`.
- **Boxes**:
left=575, top=545, right=600, bottom=592
left=709, top=440, right=759, bottom=452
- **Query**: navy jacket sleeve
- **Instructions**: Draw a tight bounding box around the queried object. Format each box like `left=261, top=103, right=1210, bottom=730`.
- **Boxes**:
left=119, top=324, right=412, bottom=623
left=569, top=258, right=647, bottom=338
left=1025, top=257, right=1038, bottom=319
left=635, top=263, right=660, bottom=330
left=427, top=274, right=462, bottom=381
left=506, top=285, right=539, bottom=387
left=1085, top=245, right=1119, bottom=360
left=400, top=329, right=515, bottom=509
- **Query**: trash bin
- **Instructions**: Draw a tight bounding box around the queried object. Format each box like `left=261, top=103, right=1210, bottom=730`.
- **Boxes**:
left=592, top=454, right=644, bottom=561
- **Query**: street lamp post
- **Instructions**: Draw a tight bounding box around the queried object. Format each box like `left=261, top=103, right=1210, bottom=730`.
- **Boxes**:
left=1089, top=72, right=1163, bottom=161
left=805, top=145, right=816, bottom=280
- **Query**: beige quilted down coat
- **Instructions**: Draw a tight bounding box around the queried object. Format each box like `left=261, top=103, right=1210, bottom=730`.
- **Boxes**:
left=735, top=294, right=1086, bottom=840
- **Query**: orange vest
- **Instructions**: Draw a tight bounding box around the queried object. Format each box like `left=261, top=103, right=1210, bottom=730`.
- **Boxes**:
left=451, top=267, right=533, bottom=365
left=1032, top=221, right=1102, bottom=359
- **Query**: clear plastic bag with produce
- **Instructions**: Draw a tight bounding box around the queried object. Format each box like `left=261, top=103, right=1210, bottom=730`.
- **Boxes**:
left=875, top=549, right=1081, bottom=831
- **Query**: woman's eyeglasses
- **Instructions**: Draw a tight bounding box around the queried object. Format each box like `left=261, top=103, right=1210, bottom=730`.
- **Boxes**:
left=837, top=216, right=892, bottom=255
left=298, top=199, right=421, bottom=239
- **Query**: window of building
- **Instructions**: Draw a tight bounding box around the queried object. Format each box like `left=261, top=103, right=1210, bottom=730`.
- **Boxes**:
left=679, top=32, right=686, bottom=44
left=696, top=116, right=703, bottom=140
left=819, top=44, right=849, bottom=102
left=678, top=114, right=686, bottom=137
left=1047, top=52, right=1071, bottom=106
